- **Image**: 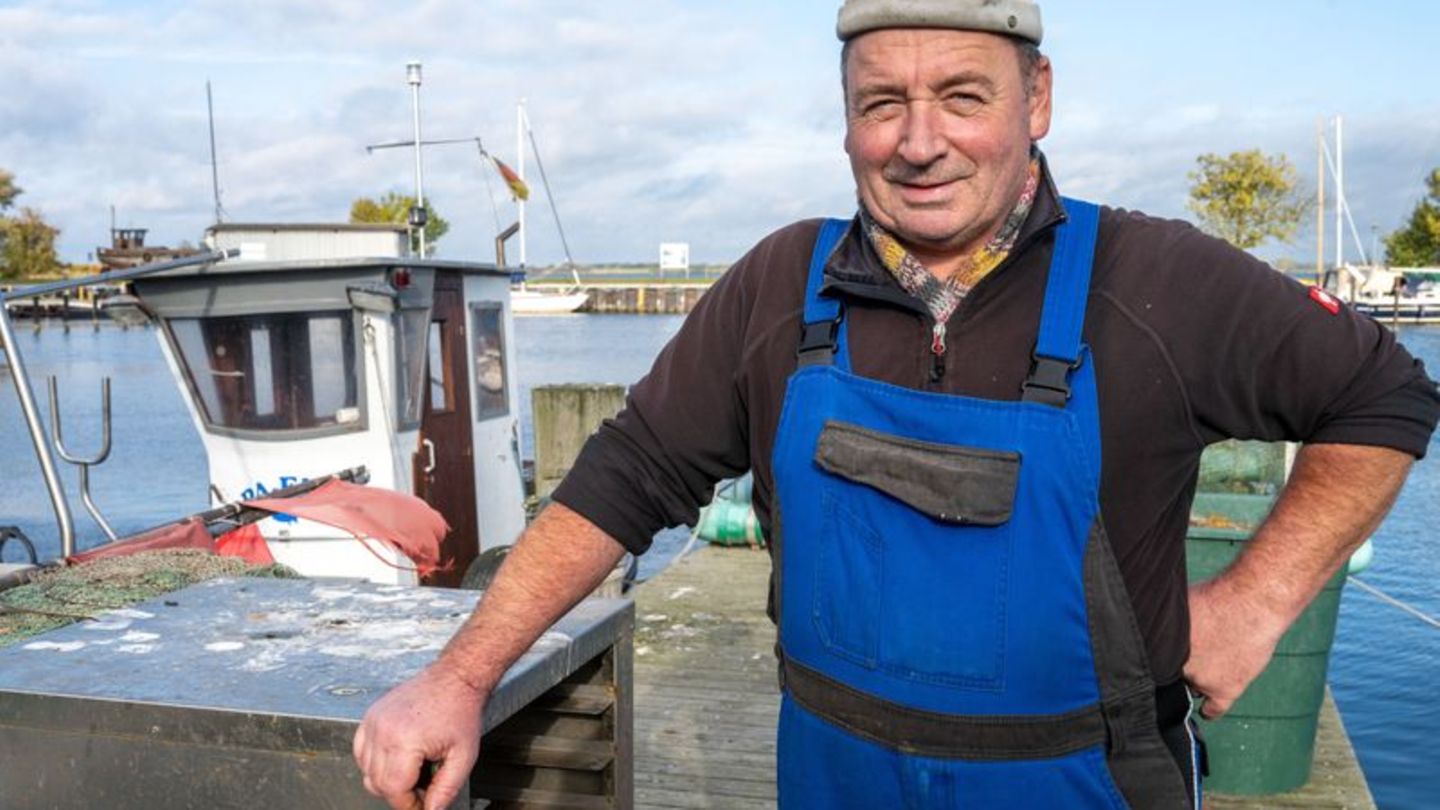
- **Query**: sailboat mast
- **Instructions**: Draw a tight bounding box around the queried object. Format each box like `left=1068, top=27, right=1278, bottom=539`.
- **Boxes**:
left=517, top=99, right=527, bottom=270
left=1335, top=115, right=1344, bottom=270
left=1316, top=118, right=1325, bottom=286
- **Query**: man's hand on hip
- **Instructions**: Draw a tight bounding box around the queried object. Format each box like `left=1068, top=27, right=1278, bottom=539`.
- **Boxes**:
left=1184, top=443, right=1412, bottom=721
left=354, top=660, right=485, bottom=810
left=1183, top=576, right=1287, bottom=720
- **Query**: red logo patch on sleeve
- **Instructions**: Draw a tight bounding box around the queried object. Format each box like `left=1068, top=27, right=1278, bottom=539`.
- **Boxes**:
left=1309, top=286, right=1341, bottom=315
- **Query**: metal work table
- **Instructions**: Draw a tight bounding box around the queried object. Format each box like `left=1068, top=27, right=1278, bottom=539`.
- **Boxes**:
left=0, top=577, right=634, bottom=809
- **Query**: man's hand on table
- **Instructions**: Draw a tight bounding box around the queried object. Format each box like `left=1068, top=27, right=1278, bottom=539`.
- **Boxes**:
left=354, top=660, right=485, bottom=810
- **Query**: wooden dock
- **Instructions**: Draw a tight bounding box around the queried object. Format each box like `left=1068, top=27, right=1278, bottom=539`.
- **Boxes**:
left=632, top=545, right=779, bottom=809
left=630, top=545, right=1375, bottom=809
left=582, top=284, right=710, bottom=315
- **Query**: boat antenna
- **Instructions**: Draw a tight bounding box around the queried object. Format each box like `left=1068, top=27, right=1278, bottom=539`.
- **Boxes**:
left=206, top=80, right=226, bottom=224
left=366, top=133, right=494, bottom=250
left=406, top=61, right=428, bottom=258
left=523, top=108, right=577, bottom=271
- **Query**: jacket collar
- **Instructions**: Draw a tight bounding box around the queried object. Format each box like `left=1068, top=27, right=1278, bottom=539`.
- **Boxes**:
left=821, top=150, right=1069, bottom=314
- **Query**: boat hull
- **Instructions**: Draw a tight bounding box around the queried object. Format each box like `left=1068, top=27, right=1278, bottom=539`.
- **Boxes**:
left=511, top=289, right=589, bottom=315
left=1352, top=301, right=1440, bottom=324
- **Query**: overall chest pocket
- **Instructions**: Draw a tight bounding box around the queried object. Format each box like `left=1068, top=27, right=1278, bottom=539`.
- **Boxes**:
left=811, top=421, right=1021, bottom=689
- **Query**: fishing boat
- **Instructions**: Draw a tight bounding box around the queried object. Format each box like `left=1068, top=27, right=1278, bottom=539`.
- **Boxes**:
left=3, top=222, right=527, bottom=587
left=0, top=226, right=635, bottom=809
left=0, top=64, right=639, bottom=808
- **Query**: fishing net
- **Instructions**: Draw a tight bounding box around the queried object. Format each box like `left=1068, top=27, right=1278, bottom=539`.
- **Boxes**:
left=0, top=550, right=298, bottom=649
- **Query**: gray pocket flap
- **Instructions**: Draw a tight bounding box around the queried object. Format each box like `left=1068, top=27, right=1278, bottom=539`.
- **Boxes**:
left=814, top=421, right=1020, bottom=526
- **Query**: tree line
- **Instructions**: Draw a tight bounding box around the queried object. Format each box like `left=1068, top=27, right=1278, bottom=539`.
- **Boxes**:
left=1187, top=151, right=1439, bottom=266
left=0, top=170, right=61, bottom=280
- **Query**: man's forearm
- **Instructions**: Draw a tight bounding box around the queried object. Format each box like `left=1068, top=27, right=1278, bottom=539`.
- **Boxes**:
left=1185, top=442, right=1413, bottom=717
left=1216, top=442, right=1411, bottom=625
left=431, top=502, right=627, bottom=696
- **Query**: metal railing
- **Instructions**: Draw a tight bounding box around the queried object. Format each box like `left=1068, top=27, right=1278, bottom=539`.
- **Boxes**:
left=0, top=250, right=235, bottom=558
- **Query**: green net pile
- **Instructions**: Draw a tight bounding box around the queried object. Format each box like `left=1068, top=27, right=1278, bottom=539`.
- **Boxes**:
left=0, top=550, right=298, bottom=649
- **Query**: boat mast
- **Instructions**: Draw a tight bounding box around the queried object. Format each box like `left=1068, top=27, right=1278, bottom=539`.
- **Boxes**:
left=1335, top=115, right=1344, bottom=270
left=1315, top=118, right=1324, bottom=286
left=207, top=80, right=225, bottom=224
left=407, top=61, right=427, bottom=258
left=517, top=98, right=527, bottom=271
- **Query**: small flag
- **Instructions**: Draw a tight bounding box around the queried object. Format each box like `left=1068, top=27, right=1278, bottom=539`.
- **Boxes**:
left=1309, top=286, right=1341, bottom=315
left=493, top=157, right=530, bottom=201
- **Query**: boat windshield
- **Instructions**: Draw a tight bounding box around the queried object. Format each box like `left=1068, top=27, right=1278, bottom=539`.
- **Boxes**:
left=395, top=307, right=429, bottom=428
left=169, top=311, right=361, bottom=433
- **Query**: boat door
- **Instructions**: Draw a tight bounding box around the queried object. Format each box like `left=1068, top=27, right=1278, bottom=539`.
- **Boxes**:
left=414, top=271, right=479, bottom=587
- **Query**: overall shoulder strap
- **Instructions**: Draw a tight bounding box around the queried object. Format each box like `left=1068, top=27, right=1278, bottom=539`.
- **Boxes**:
left=1022, top=198, right=1101, bottom=407
left=797, top=218, right=850, bottom=369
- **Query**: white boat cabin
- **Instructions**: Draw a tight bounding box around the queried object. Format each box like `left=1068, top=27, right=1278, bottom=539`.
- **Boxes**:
left=131, top=227, right=526, bottom=587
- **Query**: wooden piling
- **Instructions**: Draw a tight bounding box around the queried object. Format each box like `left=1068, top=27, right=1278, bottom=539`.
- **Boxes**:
left=531, top=383, right=628, bottom=501
left=568, top=284, right=712, bottom=314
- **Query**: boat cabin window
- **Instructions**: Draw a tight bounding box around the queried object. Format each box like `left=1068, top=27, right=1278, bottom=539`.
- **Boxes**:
left=427, top=320, right=449, bottom=412
left=395, top=307, right=429, bottom=428
left=471, top=302, right=509, bottom=421
left=169, top=311, right=361, bottom=433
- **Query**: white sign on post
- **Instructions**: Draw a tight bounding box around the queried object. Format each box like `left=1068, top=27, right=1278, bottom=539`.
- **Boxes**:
left=659, top=242, right=691, bottom=278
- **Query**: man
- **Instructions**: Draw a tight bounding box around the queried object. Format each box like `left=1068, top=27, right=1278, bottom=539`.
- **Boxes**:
left=356, top=2, right=1438, bottom=808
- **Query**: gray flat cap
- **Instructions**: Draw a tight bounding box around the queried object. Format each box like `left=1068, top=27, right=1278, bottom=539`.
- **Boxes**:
left=837, top=0, right=1043, bottom=44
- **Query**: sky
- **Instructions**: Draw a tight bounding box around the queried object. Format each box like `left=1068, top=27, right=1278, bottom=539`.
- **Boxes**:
left=2, top=0, right=1437, bottom=268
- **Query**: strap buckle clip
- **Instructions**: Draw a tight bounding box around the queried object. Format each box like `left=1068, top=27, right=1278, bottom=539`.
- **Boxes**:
left=1021, top=352, right=1079, bottom=407
left=796, top=311, right=843, bottom=367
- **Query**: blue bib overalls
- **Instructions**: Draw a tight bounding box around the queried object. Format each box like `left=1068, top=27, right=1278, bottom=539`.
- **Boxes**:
left=771, top=200, right=1194, bottom=808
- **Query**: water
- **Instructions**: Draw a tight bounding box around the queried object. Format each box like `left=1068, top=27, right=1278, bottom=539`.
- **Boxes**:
left=2, top=316, right=1437, bottom=808
left=1327, top=327, right=1440, bottom=810
left=0, top=315, right=689, bottom=569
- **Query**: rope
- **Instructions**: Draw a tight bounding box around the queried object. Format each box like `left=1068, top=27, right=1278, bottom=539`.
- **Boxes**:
left=352, top=533, right=421, bottom=574
left=474, top=143, right=504, bottom=235
left=1349, top=576, right=1440, bottom=631
left=526, top=127, right=576, bottom=270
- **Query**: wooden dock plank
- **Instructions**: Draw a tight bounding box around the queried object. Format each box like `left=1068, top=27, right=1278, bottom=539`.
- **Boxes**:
left=632, top=546, right=779, bottom=809
left=630, top=544, right=1374, bottom=809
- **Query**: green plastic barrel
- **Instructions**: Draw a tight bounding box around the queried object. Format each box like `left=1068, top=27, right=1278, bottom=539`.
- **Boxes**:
left=1197, top=439, right=1288, bottom=495
left=1187, top=491, right=1346, bottom=795
left=696, top=499, right=766, bottom=547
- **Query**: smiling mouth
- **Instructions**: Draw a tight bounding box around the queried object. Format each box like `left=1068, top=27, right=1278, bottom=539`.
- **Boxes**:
left=895, top=179, right=962, bottom=202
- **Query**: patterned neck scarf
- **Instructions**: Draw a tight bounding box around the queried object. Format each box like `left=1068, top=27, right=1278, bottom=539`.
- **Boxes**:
left=863, top=157, right=1040, bottom=326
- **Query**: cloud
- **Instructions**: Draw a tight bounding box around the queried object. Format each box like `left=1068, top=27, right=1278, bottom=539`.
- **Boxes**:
left=1, top=0, right=847, bottom=262
left=4, top=1, right=1436, bottom=269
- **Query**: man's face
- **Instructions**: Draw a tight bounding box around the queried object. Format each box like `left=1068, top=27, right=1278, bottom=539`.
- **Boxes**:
left=843, top=29, right=1052, bottom=263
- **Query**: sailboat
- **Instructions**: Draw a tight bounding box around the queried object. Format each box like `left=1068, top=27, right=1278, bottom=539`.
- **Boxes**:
left=503, top=100, right=590, bottom=315
left=511, top=283, right=589, bottom=314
